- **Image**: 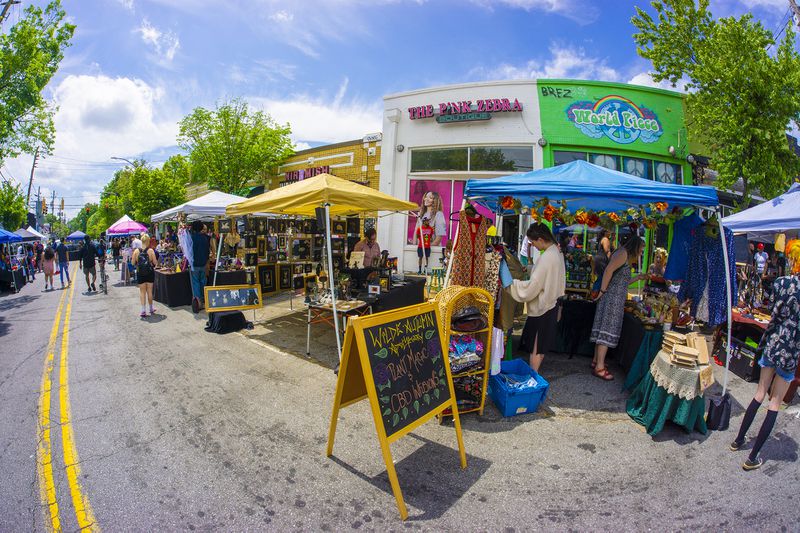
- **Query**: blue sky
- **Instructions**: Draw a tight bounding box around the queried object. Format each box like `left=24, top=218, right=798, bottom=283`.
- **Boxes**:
left=2, top=0, right=794, bottom=217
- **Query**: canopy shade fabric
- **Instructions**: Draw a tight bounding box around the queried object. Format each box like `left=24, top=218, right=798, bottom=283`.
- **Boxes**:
left=226, top=173, right=418, bottom=217
left=14, top=228, right=38, bottom=241
left=151, top=191, right=248, bottom=222
left=464, top=160, right=719, bottom=213
left=0, top=228, right=22, bottom=243
left=721, top=183, right=800, bottom=233
left=107, top=214, right=147, bottom=235
left=66, top=230, right=87, bottom=241
left=26, top=226, right=45, bottom=239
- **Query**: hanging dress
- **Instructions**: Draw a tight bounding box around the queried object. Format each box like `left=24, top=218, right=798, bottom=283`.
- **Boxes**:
left=450, top=212, right=490, bottom=288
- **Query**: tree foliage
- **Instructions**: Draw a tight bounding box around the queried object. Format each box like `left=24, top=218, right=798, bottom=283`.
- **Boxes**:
left=68, top=203, right=97, bottom=234
left=177, top=98, right=294, bottom=194
left=0, top=181, right=27, bottom=230
left=44, top=213, right=69, bottom=238
left=0, top=0, right=75, bottom=163
left=633, top=0, right=800, bottom=206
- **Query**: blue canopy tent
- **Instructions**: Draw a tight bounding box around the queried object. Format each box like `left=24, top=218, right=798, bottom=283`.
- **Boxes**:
left=66, top=230, right=87, bottom=241
left=458, top=160, right=735, bottom=404
left=721, top=182, right=800, bottom=233
left=0, top=228, right=22, bottom=244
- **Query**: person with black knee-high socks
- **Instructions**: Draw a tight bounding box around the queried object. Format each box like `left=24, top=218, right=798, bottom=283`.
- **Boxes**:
left=730, top=239, right=800, bottom=471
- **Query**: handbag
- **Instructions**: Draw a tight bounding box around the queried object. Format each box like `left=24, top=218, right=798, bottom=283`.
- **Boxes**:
left=706, top=392, right=731, bottom=431
left=451, top=306, right=487, bottom=332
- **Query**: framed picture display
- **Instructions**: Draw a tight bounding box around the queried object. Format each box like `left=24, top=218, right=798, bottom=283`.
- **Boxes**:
left=364, top=218, right=376, bottom=232
left=277, top=219, right=288, bottom=234
left=255, top=218, right=268, bottom=235
left=266, top=252, right=277, bottom=264
left=245, top=235, right=257, bottom=249
left=302, top=219, right=315, bottom=234
left=244, top=252, right=258, bottom=267
left=313, top=250, right=322, bottom=262
left=204, top=284, right=261, bottom=312
left=257, top=237, right=267, bottom=258
left=304, top=274, right=317, bottom=294
left=331, top=220, right=347, bottom=234
left=267, top=235, right=277, bottom=252
left=268, top=219, right=278, bottom=233
left=313, top=236, right=324, bottom=249
left=277, top=252, right=287, bottom=261
left=243, top=216, right=254, bottom=232
left=293, top=263, right=305, bottom=275
left=379, top=276, right=390, bottom=292
left=349, top=251, right=366, bottom=269
left=303, top=263, right=313, bottom=274
left=257, top=264, right=277, bottom=294
left=346, top=217, right=360, bottom=235
left=292, top=238, right=311, bottom=260
left=331, top=238, right=344, bottom=252
left=278, top=236, right=287, bottom=250
left=293, top=275, right=305, bottom=290
left=279, top=264, right=293, bottom=290
left=218, top=218, right=232, bottom=233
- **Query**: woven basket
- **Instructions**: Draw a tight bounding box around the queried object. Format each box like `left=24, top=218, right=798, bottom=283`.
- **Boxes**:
left=435, top=285, right=493, bottom=332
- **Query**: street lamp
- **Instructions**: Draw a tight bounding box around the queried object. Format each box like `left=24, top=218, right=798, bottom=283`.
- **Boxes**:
left=111, top=156, right=136, bottom=166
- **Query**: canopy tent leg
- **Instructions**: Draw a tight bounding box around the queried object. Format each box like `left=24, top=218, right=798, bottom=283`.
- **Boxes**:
left=443, top=199, right=467, bottom=288
left=212, top=228, right=223, bottom=287
left=717, top=207, right=734, bottom=395
left=325, top=204, right=343, bottom=362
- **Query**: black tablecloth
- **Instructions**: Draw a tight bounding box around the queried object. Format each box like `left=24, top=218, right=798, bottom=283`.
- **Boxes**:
left=362, top=278, right=426, bottom=313
left=211, top=270, right=247, bottom=286
left=609, top=313, right=646, bottom=373
left=153, top=269, right=193, bottom=307
left=0, top=269, right=25, bottom=292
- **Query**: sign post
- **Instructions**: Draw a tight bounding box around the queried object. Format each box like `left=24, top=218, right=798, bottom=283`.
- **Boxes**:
left=326, top=302, right=466, bottom=520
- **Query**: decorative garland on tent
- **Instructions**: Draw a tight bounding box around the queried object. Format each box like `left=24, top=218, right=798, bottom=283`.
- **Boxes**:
left=498, top=196, right=681, bottom=230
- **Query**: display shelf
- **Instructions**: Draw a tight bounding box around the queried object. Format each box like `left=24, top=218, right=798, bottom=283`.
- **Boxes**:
left=434, top=285, right=495, bottom=420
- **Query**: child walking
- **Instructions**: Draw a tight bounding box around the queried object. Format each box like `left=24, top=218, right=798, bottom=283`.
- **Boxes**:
left=414, top=217, right=433, bottom=274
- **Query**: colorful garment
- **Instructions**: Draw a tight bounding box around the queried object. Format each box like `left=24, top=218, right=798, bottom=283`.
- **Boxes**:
left=484, top=250, right=502, bottom=301
left=590, top=264, right=631, bottom=348
left=450, top=212, right=490, bottom=287
left=758, top=276, right=800, bottom=377
left=678, top=226, right=736, bottom=327
left=416, top=226, right=433, bottom=248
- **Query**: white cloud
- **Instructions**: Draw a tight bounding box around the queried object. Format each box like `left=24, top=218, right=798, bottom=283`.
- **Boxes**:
left=470, top=44, right=619, bottom=82
left=269, top=10, right=293, bottom=23
left=6, top=75, right=180, bottom=217
left=627, top=72, right=685, bottom=91
left=136, top=18, right=180, bottom=64
left=470, top=0, right=599, bottom=24
left=228, top=59, right=297, bottom=85
left=117, top=0, right=135, bottom=11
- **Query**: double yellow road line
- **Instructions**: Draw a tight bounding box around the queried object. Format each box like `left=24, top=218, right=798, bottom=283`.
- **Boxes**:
left=36, top=268, right=99, bottom=532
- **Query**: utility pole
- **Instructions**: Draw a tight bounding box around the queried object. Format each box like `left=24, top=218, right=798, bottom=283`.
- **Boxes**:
left=26, top=147, right=39, bottom=207
left=791, top=0, right=800, bottom=28
left=35, top=186, right=41, bottom=229
left=0, top=0, right=20, bottom=25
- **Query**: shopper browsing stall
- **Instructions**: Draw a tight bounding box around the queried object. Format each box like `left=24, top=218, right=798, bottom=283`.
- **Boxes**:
left=731, top=239, right=800, bottom=471
left=190, top=221, right=210, bottom=313
left=590, top=235, right=647, bottom=381
left=510, top=223, right=566, bottom=372
left=353, top=228, right=382, bottom=268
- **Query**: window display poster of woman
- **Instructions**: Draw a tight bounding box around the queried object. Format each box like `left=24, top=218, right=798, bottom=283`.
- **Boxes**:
left=407, top=180, right=494, bottom=248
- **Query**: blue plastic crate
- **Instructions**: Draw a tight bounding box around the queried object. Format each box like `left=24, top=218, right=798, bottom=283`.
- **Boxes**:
left=488, top=358, right=549, bottom=417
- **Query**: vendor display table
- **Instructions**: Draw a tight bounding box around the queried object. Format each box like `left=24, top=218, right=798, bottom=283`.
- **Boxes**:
left=622, top=327, right=664, bottom=392
left=363, top=277, right=426, bottom=313
left=306, top=300, right=372, bottom=355
left=211, top=270, right=247, bottom=286
left=0, top=268, right=25, bottom=292
left=153, top=269, right=192, bottom=308
left=554, top=298, right=596, bottom=357
left=627, top=350, right=714, bottom=436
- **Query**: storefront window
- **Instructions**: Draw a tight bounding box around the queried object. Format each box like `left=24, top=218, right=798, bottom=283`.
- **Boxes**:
left=410, top=148, right=468, bottom=172
left=622, top=157, right=652, bottom=180
left=553, top=151, right=587, bottom=166
left=590, top=153, right=619, bottom=171
left=470, top=146, right=533, bottom=172
left=654, top=161, right=681, bottom=184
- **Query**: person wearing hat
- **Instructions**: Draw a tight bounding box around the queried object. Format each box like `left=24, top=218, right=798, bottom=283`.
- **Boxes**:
left=753, top=243, right=769, bottom=276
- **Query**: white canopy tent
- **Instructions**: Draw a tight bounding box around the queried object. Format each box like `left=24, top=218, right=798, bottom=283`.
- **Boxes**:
left=150, top=191, right=249, bottom=222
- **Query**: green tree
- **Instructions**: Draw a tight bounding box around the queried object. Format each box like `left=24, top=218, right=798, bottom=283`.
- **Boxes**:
left=0, top=181, right=27, bottom=230
left=68, top=203, right=97, bottom=233
left=127, top=164, right=186, bottom=222
left=0, top=1, right=75, bottom=163
left=44, top=213, right=69, bottom=238
left=177, top=98, right=294, bottom=194
left=633, top=0, right=800, bottom=206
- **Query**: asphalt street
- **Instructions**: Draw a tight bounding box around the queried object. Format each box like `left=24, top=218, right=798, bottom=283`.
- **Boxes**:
left=1, top=262, right=799, bottom=531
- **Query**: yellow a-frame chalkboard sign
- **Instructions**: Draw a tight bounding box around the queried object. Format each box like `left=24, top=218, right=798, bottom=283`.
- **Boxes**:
left=326, top=302, right=467, bottom=520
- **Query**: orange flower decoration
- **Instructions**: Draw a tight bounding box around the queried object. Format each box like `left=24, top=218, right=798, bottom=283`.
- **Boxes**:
left=543, top=204, right=558, bottom=222
left=587, top=213, right=600, bottom=228
left=655, top=202, right=668, bottom=212
left=574, top=211, right=589, bottom=225
left=500, top=196, right=515, bottom=210
left=608, top=212, right=621, bottom=223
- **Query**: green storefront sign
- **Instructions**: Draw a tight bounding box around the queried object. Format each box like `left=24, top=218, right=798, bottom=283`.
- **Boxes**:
left=537, top=80, right=689, bottom=182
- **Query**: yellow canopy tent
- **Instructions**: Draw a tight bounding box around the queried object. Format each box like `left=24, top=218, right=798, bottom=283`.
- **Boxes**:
left=225, top=173, right=418, bottom=365
left=226, top=173, right=417, bottom=217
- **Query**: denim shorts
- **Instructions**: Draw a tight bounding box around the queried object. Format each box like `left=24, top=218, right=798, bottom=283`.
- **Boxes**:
left=758, top=355, right=796, bottom=382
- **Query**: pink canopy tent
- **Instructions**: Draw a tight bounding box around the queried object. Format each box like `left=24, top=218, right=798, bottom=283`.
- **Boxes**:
left=106, top=214, right=147, bottom=236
